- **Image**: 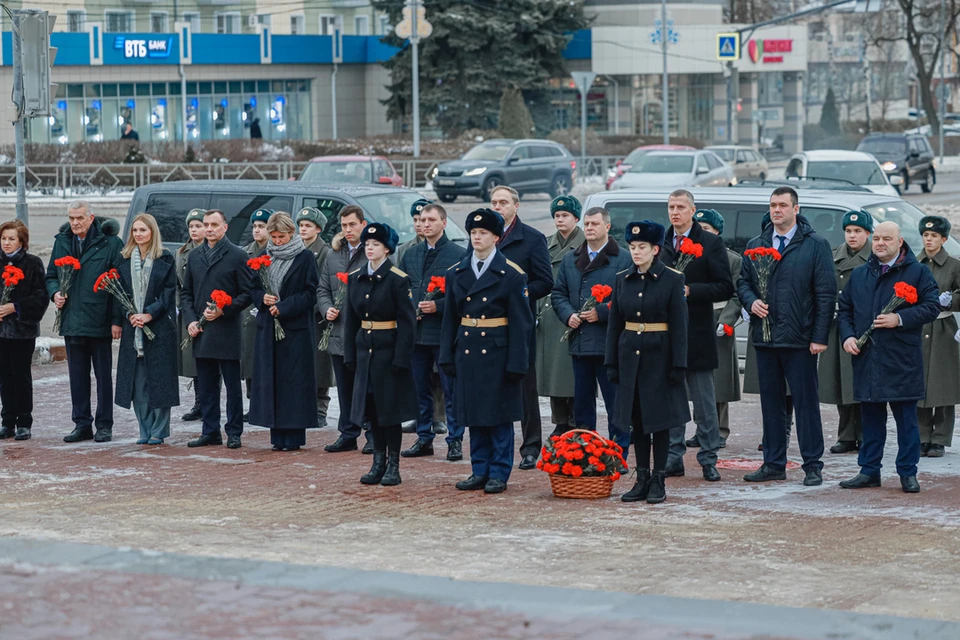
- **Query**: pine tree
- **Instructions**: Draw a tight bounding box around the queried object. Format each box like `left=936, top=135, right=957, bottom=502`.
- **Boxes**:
left=820, top=88, right=841, bottom=136
left=498, top=88, right=536, bottom=138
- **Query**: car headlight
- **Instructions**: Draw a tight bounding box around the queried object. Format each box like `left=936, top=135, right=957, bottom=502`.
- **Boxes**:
left=882, top=161, right=897, bottom=172
left=429, top=166, right=439, bottom=179
left=463, top=167, right=487, bottom=177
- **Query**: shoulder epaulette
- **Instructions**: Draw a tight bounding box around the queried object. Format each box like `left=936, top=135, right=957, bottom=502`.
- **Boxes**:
left=390, top=266, right=408, bottom=277
left=349, top=267, right=362, bottom=275
left=505, top=259, right=525, bottom=274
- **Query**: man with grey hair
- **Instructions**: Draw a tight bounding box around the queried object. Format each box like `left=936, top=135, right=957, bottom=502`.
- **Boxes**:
left=45, top=200, right=124, bottom=443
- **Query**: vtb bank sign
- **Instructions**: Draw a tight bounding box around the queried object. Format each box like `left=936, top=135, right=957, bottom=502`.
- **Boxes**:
left=747, top=38, right=793, bottom=64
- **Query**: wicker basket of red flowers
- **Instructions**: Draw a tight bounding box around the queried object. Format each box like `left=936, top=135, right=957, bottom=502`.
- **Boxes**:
left=538, top=429, right=629, bottom=499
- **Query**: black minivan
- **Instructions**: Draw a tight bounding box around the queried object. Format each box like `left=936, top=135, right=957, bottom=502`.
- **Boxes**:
left=856, top=132, right=936, bottom=194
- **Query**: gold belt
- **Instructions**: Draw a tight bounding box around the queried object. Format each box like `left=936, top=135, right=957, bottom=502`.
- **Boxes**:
left=361, top=320, right=397, bottom=330
left=624, top=322, right=669, bottom=333
left=461, top=317, right=508, bottom=328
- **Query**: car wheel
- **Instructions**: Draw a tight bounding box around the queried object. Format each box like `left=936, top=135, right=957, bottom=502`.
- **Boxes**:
left=921, top=170, right=934, bottom=193
left=900, top=170, right=909, bottom=193
left=438, top=194, right=457, bottom=203
left=550, top=173, right=572, bottom=198
left=481, top=176, right=503, bottom=202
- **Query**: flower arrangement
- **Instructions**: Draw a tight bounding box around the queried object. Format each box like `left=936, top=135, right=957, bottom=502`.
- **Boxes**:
left=94, top=269, right=155, bottom=340
left=539, top=430, right=628, bottom=499
left=722, top=323, right=734, bottom=337
left=561, top=284, right=613, bottom=342
left=319, top=272, right=349, bottom=351
left=181, top=289, right=231, bottom=349
left=52, top=256, right=81, bottom=332
left=1, top=265, right=25, bottom=305
left=417, top=276, right=446, bottom=319
left=247, top=255, right=286, bottom=341
left=673, top=237, right=704, bottom=272
left=743, top=246, right=782, bottom=342
left=855, top=281, right=919, bottom=349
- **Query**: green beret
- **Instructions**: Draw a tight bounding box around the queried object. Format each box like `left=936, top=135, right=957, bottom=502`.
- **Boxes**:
left=919, top=215, right=951, bottom=238
left=184, top=208, right=206, bottom=226
left=410, top=198, right=433, bottom=218
left=842, top=210, right=873, bottom=233
left=296, top=207, right=327, bottom=231
left=251, top=208, right=273, bottom=225
left=550, top=195, right=582, bottom=220
left=694, top=209, right=724, bottom=235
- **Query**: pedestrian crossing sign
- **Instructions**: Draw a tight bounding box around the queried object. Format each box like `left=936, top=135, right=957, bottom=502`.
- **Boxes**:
left=717, top=33, right=740, bottom=60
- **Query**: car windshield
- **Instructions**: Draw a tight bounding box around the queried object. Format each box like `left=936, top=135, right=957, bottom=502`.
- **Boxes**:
left=300, top=161, right=372, bottom=184
left=857, top=139, right=907, bottom=156
left=709, top=148, right=736, bottom=162
left=630, top=155, right=694, bottom=174
left=354, top=192, right=469, bottom=247
left=864, top=200, right=960, bottom=255
left=462, top=144, right=511, bottom=161
left=623, top=149, right=649, bottom=166
left=806, top=161, right=887, bottom=186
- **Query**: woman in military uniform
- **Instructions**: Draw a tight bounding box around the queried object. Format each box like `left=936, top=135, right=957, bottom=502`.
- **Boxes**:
left=242, top=209, right=271, bottom=417
left=343, top=222, right=418, bottom=486
left=176, top=209, right=206, bottom=421
left=606, top=221, right=689, bottom=504
left=917, top=215, right=960, bottom=457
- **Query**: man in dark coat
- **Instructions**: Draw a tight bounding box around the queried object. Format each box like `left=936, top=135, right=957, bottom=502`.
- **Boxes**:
left=181, top=209, right=255, bottom=449
left=176, top=209, right=206, bottom=421
left=818, top=211, right=873, bottom=454
left=490, top=186, right=553, bottom=470
left=241, top=209, right=270, bottom=419
left=837, top=221, right=940, bottom=493
left=440, top=208, right=533, bottom=494
left=45, top=201, right=123, bottom=443
left=551, top=206, right=632, bottom=451
left=400, top=203, right=467, bottom=461
left=660, top=189, right=733, bottom=482
left=296, top=207, right=335, bottom=427
left=317, top=205, right=373, bottom=453
left=739, top=187, right=836, bottom=486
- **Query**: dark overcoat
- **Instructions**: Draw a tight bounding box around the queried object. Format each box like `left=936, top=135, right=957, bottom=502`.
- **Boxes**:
left=439, top=250, right=532, bottom=427
left=496, top=217, right=553, bottom=365
left=400, top=233, right=465, bottom=346
left=0, top=250, right=49, bottom=340
left=342, top=260, right=419, bottom=426
left=304, top=237, right=336, bottom=389
left=316, top=235, right=369, bottom=357
left=536, top=227, right=583, bottom=397
left=714, top=249, right=743, bottom=403
left=837, top=245, right=940, bottom=403
left=248, top=249, right=319, bottom=430
left=114, top=251, right=181, bottom=411
left=241, top=241, right=267, bottom=380
left=175, top=241, right=200, bottom=378
left=917, top=248, right=960, bottom=408
left=45, top=217, right=124, bottom=338
left=181, top=240, right=255, bottom=361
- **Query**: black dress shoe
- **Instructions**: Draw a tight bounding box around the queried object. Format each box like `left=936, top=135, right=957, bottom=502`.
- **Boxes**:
left=187, top=434, right=223, bottom=448
left=401, top=421, right=417, bottom=434
left=401, top=439, right=435, bottom=458
left=928, top=444, right=945, bottom=458
left=518, top=454, right=537, bottom=470
left=839, top=473, right=881, bottom=489
left=920, top=442, right=930, bottom=457
left=63, top=427, right=94, bottom=443
left=718, top=437, right=727, bottom=449
left=664, top=463, right=684, bottom=478
left=432, top=422, right=448, bottom=435
left=685, top=436, right=701, bottom=448
left=456, top=475, right=488, bottom=491
left=830, top=441, right=858, bottom=454
left=702, top=464, right=721, bottom=482
left=227, top=435, right=242, bottom=449
left=94, top=428, right=113, bottom=443
left=181, top=406, right=202, bottom=422
left=272, top=445, right=285, bottom=451
left=324, top=436, right=358, bottom=453
left=803, top=469, right=823, bottom=486
left=744, top=464, right=786, bottom=482
left=0, top=426, right=13, bottom=439
left=757, top=442, right=763, bottom=451
left=316, top=413, right=327, bottom=429
left=446, top=439, right=463, bottom=461
left=14, top=427, right=31, bottom=441
left=901, top=475, right=921, bottom=493
left=484, top=478, right=507, bottom=494
left=361, top=439, right=374, bottom=455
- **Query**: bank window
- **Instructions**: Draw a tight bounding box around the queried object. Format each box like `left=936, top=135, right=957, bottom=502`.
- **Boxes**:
left=150, top=12, right=168, bottom=34
left=183, top=12, right=200, bottom=34
left=355, top=16, right=370, bottom=35
left=257, top=14, right=271, bottom=28
left=290, top=14, right=305, bottom=35
left=216, top=12, right=241, bottom=34
left=105, top=10, right=134, bottom=33
left=320, top=14, right=338, bottom=35
left=67, top=10, right=86, bottom=33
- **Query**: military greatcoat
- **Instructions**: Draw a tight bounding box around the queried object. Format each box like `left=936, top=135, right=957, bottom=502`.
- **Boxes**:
left=714, top=249, right=743, bottom=404
left=175, top=240, right=200, bottom=378
left=536, top=226, right=583, bottom=397
left=918, top=248, right=960, bottom=408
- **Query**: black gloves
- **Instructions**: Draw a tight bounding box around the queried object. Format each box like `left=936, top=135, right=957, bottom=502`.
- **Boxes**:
left=668, top=367, right=686, bottom=386
left=607, top=367, right=619, bottom=385
left=441, top=364, right=456, bottom=379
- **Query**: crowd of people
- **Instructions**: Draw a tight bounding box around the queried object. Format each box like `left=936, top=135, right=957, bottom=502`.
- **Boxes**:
left=0, top=183, right=956, bottom=501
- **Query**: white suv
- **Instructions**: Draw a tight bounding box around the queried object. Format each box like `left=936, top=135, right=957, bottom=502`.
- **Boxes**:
left=784, top=150, right=901, bottom=197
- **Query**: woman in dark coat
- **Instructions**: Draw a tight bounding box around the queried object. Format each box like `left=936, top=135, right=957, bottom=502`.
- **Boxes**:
left=114, top=214, right=180, bottom=444
left=606, top=221, right=689, bottom=504
left=0, top=221, right=50, bottom=441
left=249, top=212, right=319, bottom=451
left=343, top=222, right=418, bottom=486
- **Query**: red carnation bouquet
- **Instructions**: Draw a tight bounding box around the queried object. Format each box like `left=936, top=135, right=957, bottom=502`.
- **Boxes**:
left=417, top=276, right=446, bottom=319
left=855, top=281, right=919, bottom=349
left=94, top=269, right=155, bottom=340
left=743, top=246, right=783, bottom=343
left=181, top=289, right=232, bottom=349
left=319, top=271, right=349, bottom=351
left=561, top=284, right=613, bottom=342
left=52, top=255, right=81, bottom=332
left=1, top=265, right=25, bottom=307
left=673, top=237, right=704, bottom=272
left=247, top=255, right=285, bottom=341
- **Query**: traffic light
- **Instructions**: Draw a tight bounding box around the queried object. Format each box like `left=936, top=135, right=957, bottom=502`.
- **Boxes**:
left=19, top=11, right=58, bottom=118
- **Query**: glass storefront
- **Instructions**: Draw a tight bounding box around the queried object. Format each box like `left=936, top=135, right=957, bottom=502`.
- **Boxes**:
left=27, top=79, right=313, bottom=145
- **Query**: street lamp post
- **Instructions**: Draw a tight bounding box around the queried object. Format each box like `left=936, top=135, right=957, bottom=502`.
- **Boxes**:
left=661, top=0, right=669, bottom=144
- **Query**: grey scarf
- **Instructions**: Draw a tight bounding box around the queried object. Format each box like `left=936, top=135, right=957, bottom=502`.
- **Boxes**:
left=266, top=234, right=305, bottom=293
left=131, top=249, right=153, bottom=356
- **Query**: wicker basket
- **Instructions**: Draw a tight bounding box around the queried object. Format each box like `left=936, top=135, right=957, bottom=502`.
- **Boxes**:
left=549, top=473, right=615, bottom=499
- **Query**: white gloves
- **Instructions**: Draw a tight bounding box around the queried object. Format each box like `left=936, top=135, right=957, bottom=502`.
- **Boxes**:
left=955, top=328, right=960, bottom=343
left=940, top=291, right=953, bottom=308
left=741, top=308, right=751, bottom=323
left=716, top=323, right=725, bottom=337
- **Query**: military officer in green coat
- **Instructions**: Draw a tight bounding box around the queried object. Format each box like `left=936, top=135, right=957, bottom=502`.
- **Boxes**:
left=177, top=209, right=206, bottom=421
left=241, top=208, right=271, bottom=419
left=917, top=215, right=960, bottom=457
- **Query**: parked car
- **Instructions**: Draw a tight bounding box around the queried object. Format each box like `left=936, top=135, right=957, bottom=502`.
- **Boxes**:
left=299, top=155, right=403, bottom=187
left=610, top=150, right=735, bottom=190
left=784, top=150, right=901, bottom=197
left=856, top=132, right=936, bottom=194
left=431, top=139, right=576, bottom=202
left=605, top=144, right=696, bottom=190
left=706, top=145, right=770, bottom=182
left=125, top=181, right=468, bottom=250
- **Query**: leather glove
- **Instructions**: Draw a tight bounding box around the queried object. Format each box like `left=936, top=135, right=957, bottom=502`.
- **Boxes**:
left=940, top=291, right=953, bottom=308
left=505, top=371, right=525, bottom=384
left=607, top=367, right=619, bottom=385
left=716, top=323, right=725, bottom=337
left=741, top=308, right=751, bottom=323
left=441, top=364, right=456, bottom=379
left=668, top=367, right=686, bottom=386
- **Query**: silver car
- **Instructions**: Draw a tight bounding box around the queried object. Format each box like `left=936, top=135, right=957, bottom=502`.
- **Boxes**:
left=610, top=150, right=736, bottom=190
left=706, top=145, right=770, bottom=181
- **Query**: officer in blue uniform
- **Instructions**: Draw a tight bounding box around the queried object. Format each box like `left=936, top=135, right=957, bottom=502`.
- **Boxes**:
left=439, top=208, right=533, bottom=494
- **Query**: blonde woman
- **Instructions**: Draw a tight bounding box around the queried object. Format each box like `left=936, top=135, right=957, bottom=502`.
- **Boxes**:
left=114, top=214, right=180, bottom=444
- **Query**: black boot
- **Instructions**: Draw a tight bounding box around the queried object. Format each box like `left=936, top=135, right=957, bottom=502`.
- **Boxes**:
left=14, top=427, right=31, bottom=441
left=380, top=451, right=402, bottom=486
left=646, top=471, right=666, bottom=504
left=361, top=451, right=387, bottom=485
left=181, top=405, right=202, bottom=422
left=0, top=426, right=13, bottom=439
left=621, top=470, right=651, bottom=502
